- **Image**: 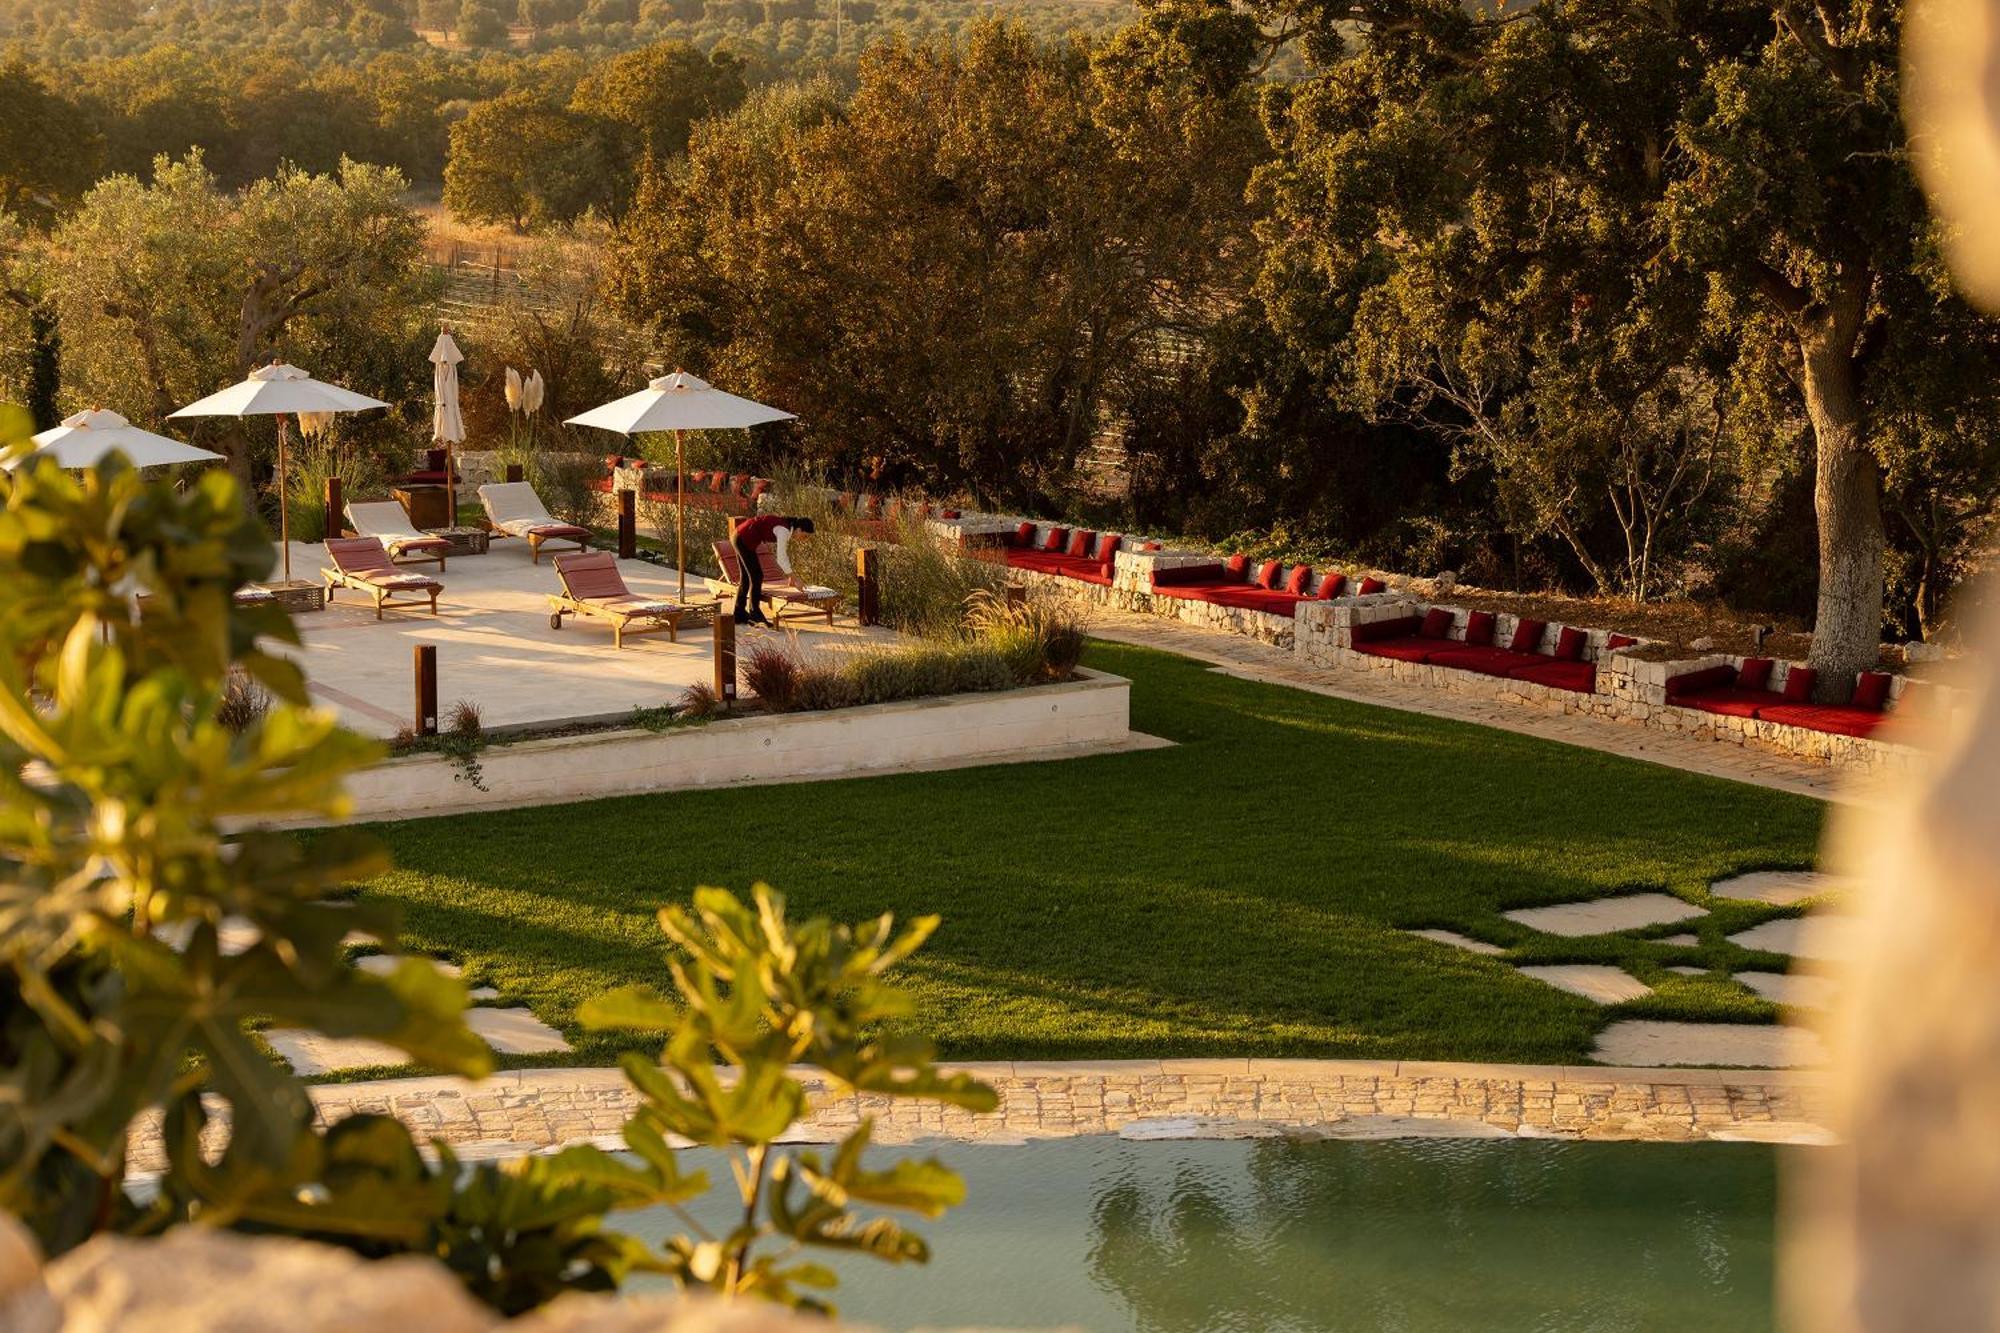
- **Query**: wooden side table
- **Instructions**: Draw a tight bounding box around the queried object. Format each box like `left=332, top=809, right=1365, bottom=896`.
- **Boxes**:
left=393, top=485, right=451, bottom=531
left=423, top=526, right=491, bottom=557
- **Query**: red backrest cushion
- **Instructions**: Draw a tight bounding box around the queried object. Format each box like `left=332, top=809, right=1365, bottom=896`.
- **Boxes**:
left=1465, top=611, right=1496, bottom=646
left=557, top=551, right=626, bottom=600
left=1852, top=671, right=1892, bottom=711
left=1043, top=526, right=1069, bottom=553
left=1014, top=521, right=1035, bottom=547
left=1357, top=576, right=1386, bottom=595
left=713, top=541, right=742, bottom=582
left=1782, top=665, right=1818, bottom=702
left=1605, top=633, right=1637, bottom=651
left=1097, top=533, right=1123, bottom=564
left=1736, top=657, right=1774, bottom=692
left=327, top=536, right=393, bottom=574
left=1419, top=607, right=1454, bottom=640
left=1224, top=554, right=1251, bottom=582
left=1067, top=528, right=1095, bottom=558
left=1256, top=559, right=1282, bottom=590
left=747, top=478, right=770, bottom=500
left=1317, top=572, right=1347, bottom=600
left=1553, top=626, right=1587, bottom=661
left=1284, top=564, right=1312, bottom=596
left=1509, top=617, right=1548, bottom=654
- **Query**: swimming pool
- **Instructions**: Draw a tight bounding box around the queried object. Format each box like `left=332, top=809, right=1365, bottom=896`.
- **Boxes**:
left=626, top=1135, right=1780, bottom=1330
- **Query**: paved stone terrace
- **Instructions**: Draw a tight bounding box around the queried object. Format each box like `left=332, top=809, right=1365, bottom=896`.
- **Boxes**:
left=1083, top=606, right=1867, bottom=803
left=126, top=1058, right=1832, bottom=1172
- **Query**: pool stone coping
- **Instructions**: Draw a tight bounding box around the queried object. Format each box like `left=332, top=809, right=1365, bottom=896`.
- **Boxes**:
left=127, top=1056, right=1833, bottom=1172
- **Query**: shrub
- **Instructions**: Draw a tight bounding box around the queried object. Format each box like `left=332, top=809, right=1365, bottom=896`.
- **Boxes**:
left=743, top=640, right=802, bottom=710
left=214, top=669, right=271, bottom=733
left=963, top=588, right=1087, bottom=682
left=843, top=642, right=1013, bottom=705
left=446, top=698, right=483, bottom=738
left=281, top=431, right=391, bottom=543
left=677, top=680, right=721, bottom=717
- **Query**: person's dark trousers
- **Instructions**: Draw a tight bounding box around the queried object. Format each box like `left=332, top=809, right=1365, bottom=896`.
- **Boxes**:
left=731, top=534, right=765, bottom=622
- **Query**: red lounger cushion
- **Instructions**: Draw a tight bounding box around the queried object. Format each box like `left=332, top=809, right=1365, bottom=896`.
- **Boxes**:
left=1318, top=572, right=1347, bottom=599
left=1507, top=658, right=1597, bottom=693
left=1464, top=610, right=1497, bottom=646
left=1736, top=657, right=1775, bottom=691
left=1758, top=703, right=1884, bottom=738
left=1285, top=564, right=1312, bottom=596
left=1681, top=687, right=1778, bottom=719
left=1419, top=608, right=1454, bottom=640
left=1852, top=671, right=1892, bottom=711
left=1355, top=636, right=1439, bottom=663
left=1553, top=626, right=1588, bottom=661
left=1509, top=618, right=1548, bottom=654
left=1426, top=644, right=1531, bottom=677
left=1666, top=664, right=1737, bottom=700
left=1782, top=666, right=1818, bottom=702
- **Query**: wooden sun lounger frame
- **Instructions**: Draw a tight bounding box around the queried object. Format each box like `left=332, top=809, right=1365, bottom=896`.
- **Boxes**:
left=477, top=483, right=591, bottom=564
left=321, top=537, right=442, bottom=620
left=709, top=541, right=842, bottom=626
left=345, top=501, right=450, bottom=572
left=547, top=552, right=718, bottom=648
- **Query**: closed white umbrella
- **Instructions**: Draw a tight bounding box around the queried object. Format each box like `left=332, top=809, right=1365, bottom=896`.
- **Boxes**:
left=171, top=363, right=390, bottom=584
left=430, top=331, right=465, bottom=518
left=565, top=371, right=795, bottom=599
left=8, top=408, right=224, bottom=471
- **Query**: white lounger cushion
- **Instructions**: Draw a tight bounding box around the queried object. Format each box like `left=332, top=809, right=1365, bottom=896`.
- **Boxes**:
left=347, top=501, right=429, bottom=541
left=478, top=482, right=557, bottom=537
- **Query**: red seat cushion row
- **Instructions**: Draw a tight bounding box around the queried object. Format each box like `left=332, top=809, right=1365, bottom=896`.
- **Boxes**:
left=1758, top=703, right=1885, bottom=738
left=1355, top=636, right=1439, bottom=662
left=1552, top=626, right=1588, bottom=661
left=1206, top=586, right=1304, bottom=616
left=1426, top=644, right=1529, bottom=677
left=1680, top=687, right=1777, bottom=719
left=1285, top=564, right=1313, bottom=596
left=1419, top=608, right=1454, bottom=640
left=1507, top=658, right=1597, bottom=693
left=1851, top=671, right=1892, bottom=711
left=1464, top=611, right=1497, bottom=646
left=1509, top=618, right=1548, bottom=654
left=1351, top=615, right=1423, bottom=645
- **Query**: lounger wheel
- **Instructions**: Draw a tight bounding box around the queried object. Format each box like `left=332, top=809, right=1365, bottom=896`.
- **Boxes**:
left=550, top=610, right=563, bottom=629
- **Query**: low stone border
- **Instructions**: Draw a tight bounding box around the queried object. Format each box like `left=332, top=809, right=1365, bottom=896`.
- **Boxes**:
left=126, top=1057, right=1832, bottom=1172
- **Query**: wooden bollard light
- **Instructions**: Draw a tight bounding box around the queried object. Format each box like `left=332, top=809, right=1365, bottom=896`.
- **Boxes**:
left=856, top=546, right=880, bottom=626
left=414, top=644, right=438, bottom=736
left=324, top=475, right=343, bottom=541
left=1005, top=584, right=1026, bottom=611
left=618, top=489, right=637, bottom=560
left=714, top=612, right=737, bottom=705
left=505, top=462, right=525, bottom=484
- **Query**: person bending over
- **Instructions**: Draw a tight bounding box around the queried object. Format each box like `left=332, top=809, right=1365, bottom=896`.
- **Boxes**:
left=730, top=513, right=815, bottom=625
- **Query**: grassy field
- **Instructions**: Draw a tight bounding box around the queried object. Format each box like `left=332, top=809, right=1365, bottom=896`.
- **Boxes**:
left=349, top=642, right=1827, bottom=1073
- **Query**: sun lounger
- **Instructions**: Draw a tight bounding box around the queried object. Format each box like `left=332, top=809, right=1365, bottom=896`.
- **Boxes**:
left=346, top=500, right=451, bottom=571
left=321, top=536, right=442, bottom=619
left=547, top=551, right=717, bottom=648
left=707, top=540, right=842, bottom=625
left=478, top=482, right=591, bottom=564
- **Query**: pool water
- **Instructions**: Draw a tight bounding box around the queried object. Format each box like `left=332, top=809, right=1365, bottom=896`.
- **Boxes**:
left=626, top=1135, right=1779, bottom=1331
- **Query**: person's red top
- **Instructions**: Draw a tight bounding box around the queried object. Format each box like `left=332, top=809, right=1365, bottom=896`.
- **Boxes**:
left=734, top=514, right=788, bottom=546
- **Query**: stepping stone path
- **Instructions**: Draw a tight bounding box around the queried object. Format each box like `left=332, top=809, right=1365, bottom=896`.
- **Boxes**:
left=1502, top=893, right=1706, bottom=937
left=1657, top=933, right=1701, bottom=948
left=1710, top=870, right=1845, bottom=907
left=1735, top=970, right=1837, bottom=1010
left=1666, top=965, right=1707, bottom=977
left=1514, top=965, right=1652, bottom=1005
left=353, top=952, right=500, bottom=1000
left=266, top=1007, right=571, bottom=1075
left=1406, top=928, right=1505, bottom=956
left=1726, top=915, right=1857, bottom=963
left=1592, top=1019, right=1826, bottom=1068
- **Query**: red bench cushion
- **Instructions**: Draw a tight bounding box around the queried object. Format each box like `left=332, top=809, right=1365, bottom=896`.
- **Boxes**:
left=1782, top=666, right=1818, bottom=702
left=1426, top=644, right=1529, bottom=677
left=1224, top=554, right=1251, bottom=582
left=1419, top=607, right=1454, bottom=640
left=1507, top=657, right=1596, bottom=693
left=1680, top=687, right=1780, bottom=719
left=1043, top=526, right=1069, bottom=553
left=1067, top=528, right=1095, bottom=558
left=1553, top=626, right=1587, bottom=661
left=1355, top=635, right=1439, bottom=663
left=1317, top=571, right=1347, bottom=600
left=1464, top=610, right=1496, bottom=646
left=1255, top=559, right=1282, bottom=589
left=1737, top=657, right=1775, bottom=691
left=1285, top=564, right=1312, bottom=596
left=1758, top=702, right=1884, bottom=738
left=1357, top=576, right=1385, bottom=595
left=1509, top=618, right=1547, bottom=654
left=1852, top=671, right=1892, bottom=711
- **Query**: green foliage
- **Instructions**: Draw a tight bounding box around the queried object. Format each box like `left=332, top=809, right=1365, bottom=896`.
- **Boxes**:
left=285, top=428, right=392, bottom=544
left=576, top=884, right=995, bottom=1311
left=0, top=416, right=493, bottom=1259
left=963, top=587, right=1085, bottom=683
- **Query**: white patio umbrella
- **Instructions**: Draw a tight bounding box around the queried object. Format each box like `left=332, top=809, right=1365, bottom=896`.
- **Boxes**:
left=7, top=408, right=224, bottom=471
left=430, top=330, right=465, bottom=518
left=171, top=362, right=389, bottom=584
left=565, top=371, right=795, bottom=599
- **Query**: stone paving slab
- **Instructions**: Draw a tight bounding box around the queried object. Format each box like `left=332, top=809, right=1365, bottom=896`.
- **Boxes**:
left=1591, top=1020, right=1827, bottom=1068
left=1710, top=871, right=1845, bottom=906
left=1657, top=933, right=1702, bottom=947
left=1515, top=964, right=1653, bottom=1004
left=264, top=1008, right=570, bottom=1076
left=1503, top=893, right=1707, bottom=936
left=1406, top=928, right=1506, bottom=956
left=1727, top=916, right=1858, bottom=962
left=1736, top=970, right=1838, bottom=1009
left=125, top=1057, right=1836, bottom=1174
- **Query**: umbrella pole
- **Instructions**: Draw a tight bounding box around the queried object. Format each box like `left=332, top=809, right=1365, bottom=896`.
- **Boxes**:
left=278, top=415, right=292, bottom=583
left=676, top=429, right=686, bottom=602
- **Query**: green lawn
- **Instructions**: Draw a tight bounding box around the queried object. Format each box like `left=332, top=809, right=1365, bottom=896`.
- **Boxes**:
left=350, top=642, right=1827, bottom=1072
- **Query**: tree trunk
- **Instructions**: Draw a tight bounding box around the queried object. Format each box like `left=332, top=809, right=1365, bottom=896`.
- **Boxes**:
left=1798, top=318, right=1884, bottom=700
